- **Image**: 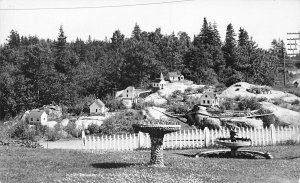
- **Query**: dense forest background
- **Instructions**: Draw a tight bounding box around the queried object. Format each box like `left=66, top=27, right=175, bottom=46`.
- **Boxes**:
left=0, top=18, right=287, bottom=120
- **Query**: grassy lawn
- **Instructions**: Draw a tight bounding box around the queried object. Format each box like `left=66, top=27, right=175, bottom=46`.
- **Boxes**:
left=0, top=145, right=300, bottom=183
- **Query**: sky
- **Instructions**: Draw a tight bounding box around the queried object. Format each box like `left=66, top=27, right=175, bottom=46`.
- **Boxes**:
left=0, top=0, right=300, bottom=50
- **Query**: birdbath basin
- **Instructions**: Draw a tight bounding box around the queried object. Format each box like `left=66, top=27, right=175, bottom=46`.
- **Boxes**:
left=216, top=138, right=251, bottom=156
left=132, top=124, right=181, bottom=167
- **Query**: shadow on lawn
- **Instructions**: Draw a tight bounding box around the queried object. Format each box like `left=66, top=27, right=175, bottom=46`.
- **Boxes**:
left=174, top=153, right=195, bottom=157
left=91, top=162, right=141, bottom=169
left=279, top=156, right=300, bottom=160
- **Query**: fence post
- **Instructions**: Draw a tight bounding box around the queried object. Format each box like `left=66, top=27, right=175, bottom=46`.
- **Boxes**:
left=204, top=127, right=209, bottom=147
left=138, top=131, right=144, bottom=149
left=81, top=130, right=86, bottom=150
left=270, top=124, right=276, bottom=145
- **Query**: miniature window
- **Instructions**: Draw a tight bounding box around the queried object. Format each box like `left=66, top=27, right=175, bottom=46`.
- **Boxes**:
left=208, top=100, right=210, bottom=104
left=203, top=100, right=205, bottom=104
left=96, top=109, right=97, bottom=112
left=205, top=95, right=207, bottom=97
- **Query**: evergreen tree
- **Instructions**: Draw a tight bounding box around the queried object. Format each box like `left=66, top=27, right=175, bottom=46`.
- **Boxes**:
left=53, top=25, right=70, bottom=73
left=222, top=23, right=237, bottom=68
left=238, top=27, right=249, bottom=47
left=131, top=23, right=142, bottom=41
left=7, top=30, right=21, bottom=48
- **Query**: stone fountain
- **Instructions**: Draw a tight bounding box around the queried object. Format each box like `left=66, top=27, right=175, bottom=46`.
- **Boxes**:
left=195, top=129, right=273, bottom=159
left=133, top=123, right=181, bottom=167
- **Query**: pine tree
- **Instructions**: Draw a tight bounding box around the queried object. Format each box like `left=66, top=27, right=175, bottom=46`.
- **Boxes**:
left=238, top=27, right=249, bottom=47
left=222, top=23, right=237, bottom=68
left=54, top=25, right=70, bottom=73
left=131, top=23, right=142, bottom=41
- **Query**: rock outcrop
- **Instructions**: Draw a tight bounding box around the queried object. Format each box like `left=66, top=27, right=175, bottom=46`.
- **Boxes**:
left=260, top=102, right=300, bottom=126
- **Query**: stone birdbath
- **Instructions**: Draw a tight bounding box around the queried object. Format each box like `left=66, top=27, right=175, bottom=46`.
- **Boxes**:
left=215, top=130, right=251, bottom=157
left=132, top=124, right=181, bottom=167
left=195, top=129, right=273, bottom=159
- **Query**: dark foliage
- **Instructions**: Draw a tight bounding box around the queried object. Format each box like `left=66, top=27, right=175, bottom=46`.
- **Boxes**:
left=0, top=21, right=281, bottom=120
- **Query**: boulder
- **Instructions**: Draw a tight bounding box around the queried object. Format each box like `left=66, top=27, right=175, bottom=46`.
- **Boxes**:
left=75, top=116, right=107, bottom=129
left=46, top=121, right=58, bottom=128
left=260, top=102, right=300, bottom=126
left=144, top=93, right=167, bottom=105
left=220, top=82, right=300, bottom=103
left=61, top=119, right=69, bottom=127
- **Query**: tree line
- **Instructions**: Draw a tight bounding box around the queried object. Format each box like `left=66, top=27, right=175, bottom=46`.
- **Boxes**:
left=0, top=18, right=284, bottom=120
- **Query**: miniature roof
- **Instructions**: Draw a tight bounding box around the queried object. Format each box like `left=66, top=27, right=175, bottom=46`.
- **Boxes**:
left=93, top=99, right=105, bottom=107
left=29, top=111, right=46, bottom=118
left=153, top=78, right=167, bottom=83
left=202, top=92, right=218, bottom=99
left=168, top=72, right=182, bottom=77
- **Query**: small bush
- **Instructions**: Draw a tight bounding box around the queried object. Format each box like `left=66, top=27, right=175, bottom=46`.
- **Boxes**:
left=257, top=97, right=268, bottom=102
left=87, top=124, right=101, bottom=134
left=214, top=83, right=227, bottom=93
left=291, top=99, right=300, bottom=105
left=103, top=95, right=126, bottom=112
left=63, top=121, right=77, bottom=137
left=167, top=103, right=189, bottom=114
left=46, top=123, right=62, bottom=141
left=220, top=100, right=232, bottom=110
left=171, top=90, right=182, bottom=98
left=100, top=111, right=140, bottom=135
left=195, top=87, right=204, bottom=93
left=238, top=97, right=261, bottom=110
left=184, top=87, right=193, bottom=94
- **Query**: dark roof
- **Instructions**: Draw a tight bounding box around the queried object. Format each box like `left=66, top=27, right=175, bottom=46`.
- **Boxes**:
left=93, top=99, right=105, bottom=107
left=168, top=72, right=181, bottom=77
left=29, top=111, right=46, bottom=118
left=202, top=92, right=218, bottom=99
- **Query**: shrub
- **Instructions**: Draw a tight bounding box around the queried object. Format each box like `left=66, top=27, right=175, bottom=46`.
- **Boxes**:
left=87, top=124, right=101, bottom=134
left=195, top=87, right=204, bottom=93
left=291, top=99, right=300, bottom=105
left=132, top=101, right=147, bottom=110
left=257, top=97, right=268, bottom=102
left=171, top=90, right=182, bottom=98
left=103, top=95, right=126, bottom=112
left=238, top=97, right=261, bottom=110
left=214, top=83, right=227, bottom=93
left=167, top=103, right=189, bottom=114
left=46, top=123, right=62, bottom=141
left=100, top=111, right=140, bottom=135
left=63, top=121, right=77, bottom=137
left=184, top=87, right=193, bottom=94
left=220, top=100, right=232, bottom=110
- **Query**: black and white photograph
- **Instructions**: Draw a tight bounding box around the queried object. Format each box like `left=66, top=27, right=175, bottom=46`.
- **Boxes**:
left=0, top=0, right=300, bottom=182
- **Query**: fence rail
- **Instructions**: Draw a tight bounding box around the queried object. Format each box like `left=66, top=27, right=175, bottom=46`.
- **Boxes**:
left=82, top=125, right=300, bottom=151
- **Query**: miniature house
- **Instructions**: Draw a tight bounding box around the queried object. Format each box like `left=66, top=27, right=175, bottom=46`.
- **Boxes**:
left=152, top=73, right=167, bottom=90
left=166, top=72, right=184, bottom=82
left=28, top=111, right=48, bottom=125
left=199, top=92, right=220, bottom=107
left=90, top=99, right=106, bottom=114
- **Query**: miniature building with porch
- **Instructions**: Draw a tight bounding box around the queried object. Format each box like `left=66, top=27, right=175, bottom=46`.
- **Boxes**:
left=166, top=72, right=184, bottom=82
left=199, top=92, right=220, bottom=107
left=28, top=111, right=48, bottom=125
left=90, top=99, right=106, bottom=114
left=152, top=73, right=167, bottom=90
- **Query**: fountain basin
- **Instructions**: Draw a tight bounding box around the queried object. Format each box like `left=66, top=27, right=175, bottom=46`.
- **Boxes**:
left=216, top=138, right=251, bottom=149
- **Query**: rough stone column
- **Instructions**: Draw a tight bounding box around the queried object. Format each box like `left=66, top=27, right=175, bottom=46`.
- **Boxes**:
left=149, top=133, right=165, bottom=167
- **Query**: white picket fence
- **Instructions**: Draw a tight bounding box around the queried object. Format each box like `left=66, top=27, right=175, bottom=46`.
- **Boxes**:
left=81, top=125, right=300, bottom=151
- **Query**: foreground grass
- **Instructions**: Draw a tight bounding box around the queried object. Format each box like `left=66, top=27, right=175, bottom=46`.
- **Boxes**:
left=0, top=145, right=300, bottom=183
